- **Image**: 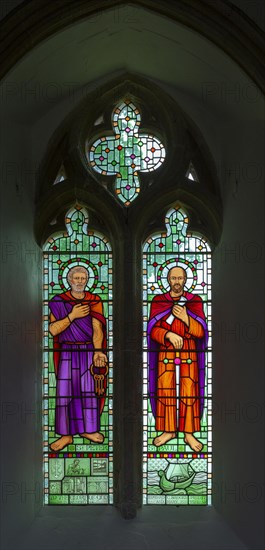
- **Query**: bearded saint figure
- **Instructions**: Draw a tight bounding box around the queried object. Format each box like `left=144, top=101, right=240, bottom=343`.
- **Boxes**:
left=147, top=266, right=208, bottom=452
left=49, top=266, right=107, bottom=452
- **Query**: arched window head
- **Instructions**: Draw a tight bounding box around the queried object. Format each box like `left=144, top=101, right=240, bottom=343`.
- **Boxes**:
left=35, top=75, right=222, bottom=247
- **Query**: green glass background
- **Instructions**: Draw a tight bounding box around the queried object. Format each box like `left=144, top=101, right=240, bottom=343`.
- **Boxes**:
left=143, top=206, right=212, bottom=505
left=43, top=207, right=113, bottom=505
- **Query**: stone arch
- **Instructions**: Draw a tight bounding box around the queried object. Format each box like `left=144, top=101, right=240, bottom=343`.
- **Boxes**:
left=0, top=1, right=264, bottom=93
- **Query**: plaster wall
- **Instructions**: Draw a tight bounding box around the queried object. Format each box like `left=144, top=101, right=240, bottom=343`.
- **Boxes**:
left=0, top=5, right=264, bottom=549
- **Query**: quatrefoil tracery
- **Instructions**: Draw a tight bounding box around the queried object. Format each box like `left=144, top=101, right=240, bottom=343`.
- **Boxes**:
left=89, top=100, right=166, bottom=206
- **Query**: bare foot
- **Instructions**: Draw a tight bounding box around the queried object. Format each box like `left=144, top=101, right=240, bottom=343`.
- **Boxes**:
left=184, top=433, right=203, bottom=452
left=50, top=435, right=73, bottom=451
left=153, top=432, right=176, bottom=447
left=80, top=432, right=104, bottom=443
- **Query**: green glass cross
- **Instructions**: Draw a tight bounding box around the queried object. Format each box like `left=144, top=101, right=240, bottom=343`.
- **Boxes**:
left=89, top=100, right=166, bottom=206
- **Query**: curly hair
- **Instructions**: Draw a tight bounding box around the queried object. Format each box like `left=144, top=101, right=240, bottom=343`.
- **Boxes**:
left=66, top=266, right=88, bottom=285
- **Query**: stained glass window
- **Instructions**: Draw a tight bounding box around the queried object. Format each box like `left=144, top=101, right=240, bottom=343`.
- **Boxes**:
left=143, top=206, right=212, bottom=505
left=43, top=205, right=113, bottom=505
left=88, top=100, right=166, bottom=206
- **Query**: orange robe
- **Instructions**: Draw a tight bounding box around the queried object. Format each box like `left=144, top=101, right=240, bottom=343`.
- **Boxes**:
left=150, top=314, right=204, bottom=434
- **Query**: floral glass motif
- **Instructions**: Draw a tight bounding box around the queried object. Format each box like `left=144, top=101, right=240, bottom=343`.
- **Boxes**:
left=43, top=205, right=113, bottom=504
left=89, top=100, right=166, bottom=206
left=143, top=206, right=212, bottom=505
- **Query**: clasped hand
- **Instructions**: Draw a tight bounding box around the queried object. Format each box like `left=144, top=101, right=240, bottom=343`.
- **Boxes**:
left=172, top=304, right=188, bottom=325
left=70, top=303, right=90, bottom=319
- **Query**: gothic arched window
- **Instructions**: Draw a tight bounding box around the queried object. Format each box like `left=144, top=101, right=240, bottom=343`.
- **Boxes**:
left=36, top=75, right=222, bottom=514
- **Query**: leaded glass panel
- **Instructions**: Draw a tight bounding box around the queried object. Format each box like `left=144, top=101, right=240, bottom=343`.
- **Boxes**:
left=88, top=100, right=166, bottom=206
left=143, top=206, right=212, bottom=505
left=43, top=205, right=113, bottom=504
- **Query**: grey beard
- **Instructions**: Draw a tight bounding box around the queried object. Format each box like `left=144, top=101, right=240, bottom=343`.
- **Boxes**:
left=71, top=284, right=86, bottom=293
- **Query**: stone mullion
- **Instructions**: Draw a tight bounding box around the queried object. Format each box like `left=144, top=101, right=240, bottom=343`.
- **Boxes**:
left=113, top=226, right=142, bottom=518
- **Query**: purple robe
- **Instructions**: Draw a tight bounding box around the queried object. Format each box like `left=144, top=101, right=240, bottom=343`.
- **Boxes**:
left=49, top=292, right=106, bottom=435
